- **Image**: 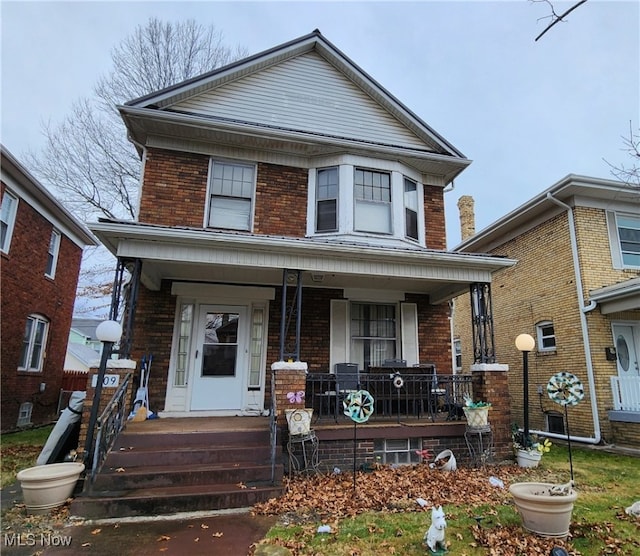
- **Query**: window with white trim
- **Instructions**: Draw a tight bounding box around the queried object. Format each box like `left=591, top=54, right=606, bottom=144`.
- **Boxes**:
left=174, top=304, right=193, bottom=387
left=1, top=189, right=18, bottom=253
left=19, top=315, right=49, bottom=371
left=315, top=167, right=338, bottom=232
left=17, top=402, right=33, bottom=427
left=536, top=321, right=556, bottom=352
left=454, top=339, right=462, bottom=371
left=354, top=168, right=391, bottom=234
left=207, top=161, right=255, bottom=231
left=45, top=229, right=61, bottom=278
left=404, top=177, right=418, bottom=240
left=351, top=303, right=397, bottom=369
left=248, top=306, right=265, bottom=389
left=616, top=214, right=640, bottom=267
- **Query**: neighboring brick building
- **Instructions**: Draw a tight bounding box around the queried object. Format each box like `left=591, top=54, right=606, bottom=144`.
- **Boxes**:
left=1, top=146, right=97, bottom=431
left=453, top=176, right=640, bottom=449
left=88, top=32, right=515, bottom=469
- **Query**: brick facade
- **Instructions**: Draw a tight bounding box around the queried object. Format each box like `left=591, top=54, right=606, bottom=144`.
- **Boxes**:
left=1, top=182, right=83, bottom=431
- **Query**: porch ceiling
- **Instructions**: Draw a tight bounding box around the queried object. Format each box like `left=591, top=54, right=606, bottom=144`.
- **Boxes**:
left=90, top=220, right=515, bottom=304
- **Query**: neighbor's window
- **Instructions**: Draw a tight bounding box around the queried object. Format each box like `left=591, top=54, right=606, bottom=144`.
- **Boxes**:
left=208, top=161, right=254, bottom=231
left=17, top=402, right=33, bottom=427
left=536, top=321, right=556, bottom=352
left=354, top=168, right=391, bottom=234
left=616, top=214, right=640, bottom=267
left=404, top=177, right=418, bottom=240
left=1, top=190, right=18, bottom=253
left=19, top=315, right=49, bottom=371
left=351, top=303, right=396, bottom=369
left=454, top=339, right=462, bottom=371
left=316, top=167, right=338, bottom=232
left=45, top=229, right=61, bottom=278
left=374, top=438, right=421, bottom=465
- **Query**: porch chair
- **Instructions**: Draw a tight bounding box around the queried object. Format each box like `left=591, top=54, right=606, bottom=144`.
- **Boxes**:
left=335, top=363, right=360, bottom=421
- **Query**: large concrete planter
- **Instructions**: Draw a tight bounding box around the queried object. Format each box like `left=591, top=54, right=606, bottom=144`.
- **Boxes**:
left=509, top=482, right=577, bottom=539
left=17, top=462, right=85, bottom=514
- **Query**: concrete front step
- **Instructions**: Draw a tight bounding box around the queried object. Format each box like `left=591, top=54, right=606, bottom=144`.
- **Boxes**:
left=70, top=481, right=283, bottom=519
left=93, top=462, right=280, bottom=490
left=113, top=429, right=271, bottom=450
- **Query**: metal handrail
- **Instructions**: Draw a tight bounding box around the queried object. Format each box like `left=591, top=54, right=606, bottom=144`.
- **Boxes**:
left=87, top=372, right=132, bottom=488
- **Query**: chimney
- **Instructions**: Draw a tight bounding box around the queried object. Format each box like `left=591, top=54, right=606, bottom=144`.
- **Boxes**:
left=457, top=195, right=476, bottom=241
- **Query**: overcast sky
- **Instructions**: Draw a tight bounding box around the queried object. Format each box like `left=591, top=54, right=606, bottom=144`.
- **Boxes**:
left=2, top=0, right=639, bottom=247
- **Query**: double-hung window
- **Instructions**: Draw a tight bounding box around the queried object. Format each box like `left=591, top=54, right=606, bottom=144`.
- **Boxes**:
left=351, top=303, right=397, bottom=369
left=19, top=315, right=49, bottom=371
left=354, top=168, right=391, bottom=234
left=404, top=177, right=418, bottom=240
left=45, top=230, right=61, bottom=278
left=1, top=190, right=18, bottom=253
left=316, top=167, right=338, bottom=232
left=616, top=215, right=640, bottom=267
left=536, top=321, right=556, bottom=352
left=208, top=161, right=254, bottom=231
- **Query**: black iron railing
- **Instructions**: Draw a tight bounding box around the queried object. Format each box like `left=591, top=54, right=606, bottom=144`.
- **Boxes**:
left=86, top=372, right=132, bottom=489
left=305, top=372, right=473, bottom=423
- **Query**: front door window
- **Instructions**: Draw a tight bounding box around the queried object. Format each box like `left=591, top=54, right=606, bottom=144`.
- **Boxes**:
left=202, top=312, right=239, bottom=377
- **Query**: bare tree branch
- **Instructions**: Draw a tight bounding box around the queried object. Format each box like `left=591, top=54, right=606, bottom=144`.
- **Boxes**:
left=605, top=122, right=640, bottom=188
left=532, top=0, right=589, bottom=42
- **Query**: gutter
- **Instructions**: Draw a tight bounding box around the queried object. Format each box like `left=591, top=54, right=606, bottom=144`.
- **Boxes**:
left=540, top=192, right=601, bottom=445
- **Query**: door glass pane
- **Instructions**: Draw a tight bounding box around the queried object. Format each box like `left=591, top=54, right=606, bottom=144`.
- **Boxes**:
left=202, top=313, right=238, bottom=377
left=616, top=335, right=630, bottom=372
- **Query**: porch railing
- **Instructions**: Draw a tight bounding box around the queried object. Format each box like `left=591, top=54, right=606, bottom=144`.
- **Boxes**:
left=86, top=372, right=132, bottom=489
left=610, top=376, right=640, bottom=411
left=306, top=372, right=473, bottom=422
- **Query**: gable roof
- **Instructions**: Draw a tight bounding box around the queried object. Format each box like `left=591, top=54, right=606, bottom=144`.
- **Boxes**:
left=454, top=174, right=639, bottom=253
left=1, top=145, right=98, bottom=248
left=119, top=30, right=470, bottom=184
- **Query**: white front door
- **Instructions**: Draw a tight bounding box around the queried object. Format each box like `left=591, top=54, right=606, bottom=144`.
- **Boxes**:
left=613, top=324, right=640, bottom=377
left=190, top=305, right=247, bottom=411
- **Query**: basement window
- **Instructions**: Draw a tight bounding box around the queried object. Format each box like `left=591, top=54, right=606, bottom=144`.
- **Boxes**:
left=373, top=438, right=421, bottom=465
left=547, top=412, right=565, bottom=435
left=17, top=402, right=33, bottom=427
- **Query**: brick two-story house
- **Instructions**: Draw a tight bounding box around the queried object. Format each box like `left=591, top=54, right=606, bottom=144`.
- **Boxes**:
left=1, top=145, right=97, bottom=431
left=453, top=176, right=640, bottom=449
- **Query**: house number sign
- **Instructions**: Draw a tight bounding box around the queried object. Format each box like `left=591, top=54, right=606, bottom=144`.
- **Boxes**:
left=91, top=374, right=120, bottom=388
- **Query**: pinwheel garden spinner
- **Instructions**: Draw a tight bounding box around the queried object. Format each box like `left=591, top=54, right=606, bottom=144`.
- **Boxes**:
left=547, top=372, right=585, bottom=484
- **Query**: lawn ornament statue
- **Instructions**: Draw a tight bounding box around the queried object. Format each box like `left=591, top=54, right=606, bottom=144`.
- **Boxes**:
left=424, top=505, right=447, bottom=553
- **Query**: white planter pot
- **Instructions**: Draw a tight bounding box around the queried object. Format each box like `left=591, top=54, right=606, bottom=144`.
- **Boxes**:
left=285, top=408, right=313, bottom=436
left=509, top=482, right=577, bottom=538
left=516, top=449, right=542, bottom=468
left=17, top=462, right=85, bottom=515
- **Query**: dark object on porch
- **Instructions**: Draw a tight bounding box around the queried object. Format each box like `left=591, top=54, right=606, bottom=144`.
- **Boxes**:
left=382, top=359, right=407, bottom=367
left=335, top=363, right=360, bottom=420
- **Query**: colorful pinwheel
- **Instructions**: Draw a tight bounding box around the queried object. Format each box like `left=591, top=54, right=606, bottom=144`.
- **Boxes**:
left=343, top=390, right=375, bottom=423
left=547, top=372, right=585, bottom=406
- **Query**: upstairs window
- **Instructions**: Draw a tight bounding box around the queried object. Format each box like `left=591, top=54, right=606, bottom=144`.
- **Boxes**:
left=617, top=215, right=640, bottom=267
left=354, top=168, right=391, bottom=234
left=536, top=321, right=556, bottom=352
left=1, top=190, right=18, bottom=253
left=316, top=167, right=338, bottom=232
left=208, top=161, right=254, bottom=231
left=404, top=177, right=418, bottom=240
left=45, top=229, right=61, bottom=278
left=19, top=315, right=49, bottom=371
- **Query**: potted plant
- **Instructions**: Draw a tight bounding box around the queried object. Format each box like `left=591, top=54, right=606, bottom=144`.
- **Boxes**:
left=512, top=425, right=552, bottom=468
left=462, top=396, right=491, bottom=427
left=509, top=372, right=584, bottom=539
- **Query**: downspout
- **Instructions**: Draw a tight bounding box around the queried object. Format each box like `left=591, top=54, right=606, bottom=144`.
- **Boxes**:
left=542, top=192, right=601, bottom=444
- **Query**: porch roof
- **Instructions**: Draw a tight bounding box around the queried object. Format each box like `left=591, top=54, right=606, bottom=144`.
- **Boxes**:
left=90, top=219, right=515, bottom=304
left=590, top=277, right=640, bottom=314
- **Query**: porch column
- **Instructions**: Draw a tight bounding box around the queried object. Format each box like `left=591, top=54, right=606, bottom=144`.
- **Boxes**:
left=271, top=361, right=308, bottom=427
left=77, top=359, right=137, bottom=459
left=470, top=363, right=512, bottom=460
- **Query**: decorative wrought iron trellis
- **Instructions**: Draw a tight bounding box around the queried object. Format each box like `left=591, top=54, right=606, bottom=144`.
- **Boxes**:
left=279, top=269, right=303, bottom=362
left=470, top=282, right=496, bottom=364
left=108, top=258, right=141, bottom=359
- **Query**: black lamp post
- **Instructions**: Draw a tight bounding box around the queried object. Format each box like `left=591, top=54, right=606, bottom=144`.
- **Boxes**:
left=515, top=333, right=535, bottom=448
left=84, top=320, right=122, bottom=474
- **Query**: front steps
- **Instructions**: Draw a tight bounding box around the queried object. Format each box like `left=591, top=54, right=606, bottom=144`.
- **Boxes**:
left=71, top=427, right=284, bottom=519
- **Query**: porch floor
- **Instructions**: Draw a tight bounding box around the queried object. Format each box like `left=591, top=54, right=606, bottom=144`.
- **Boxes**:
left=124, top=416, right=271, bottom=434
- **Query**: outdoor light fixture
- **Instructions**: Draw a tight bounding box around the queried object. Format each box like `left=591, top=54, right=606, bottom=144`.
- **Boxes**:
left=84, top=320, right=122, bottom=474
left=515, top=333, right=535, bottom=447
